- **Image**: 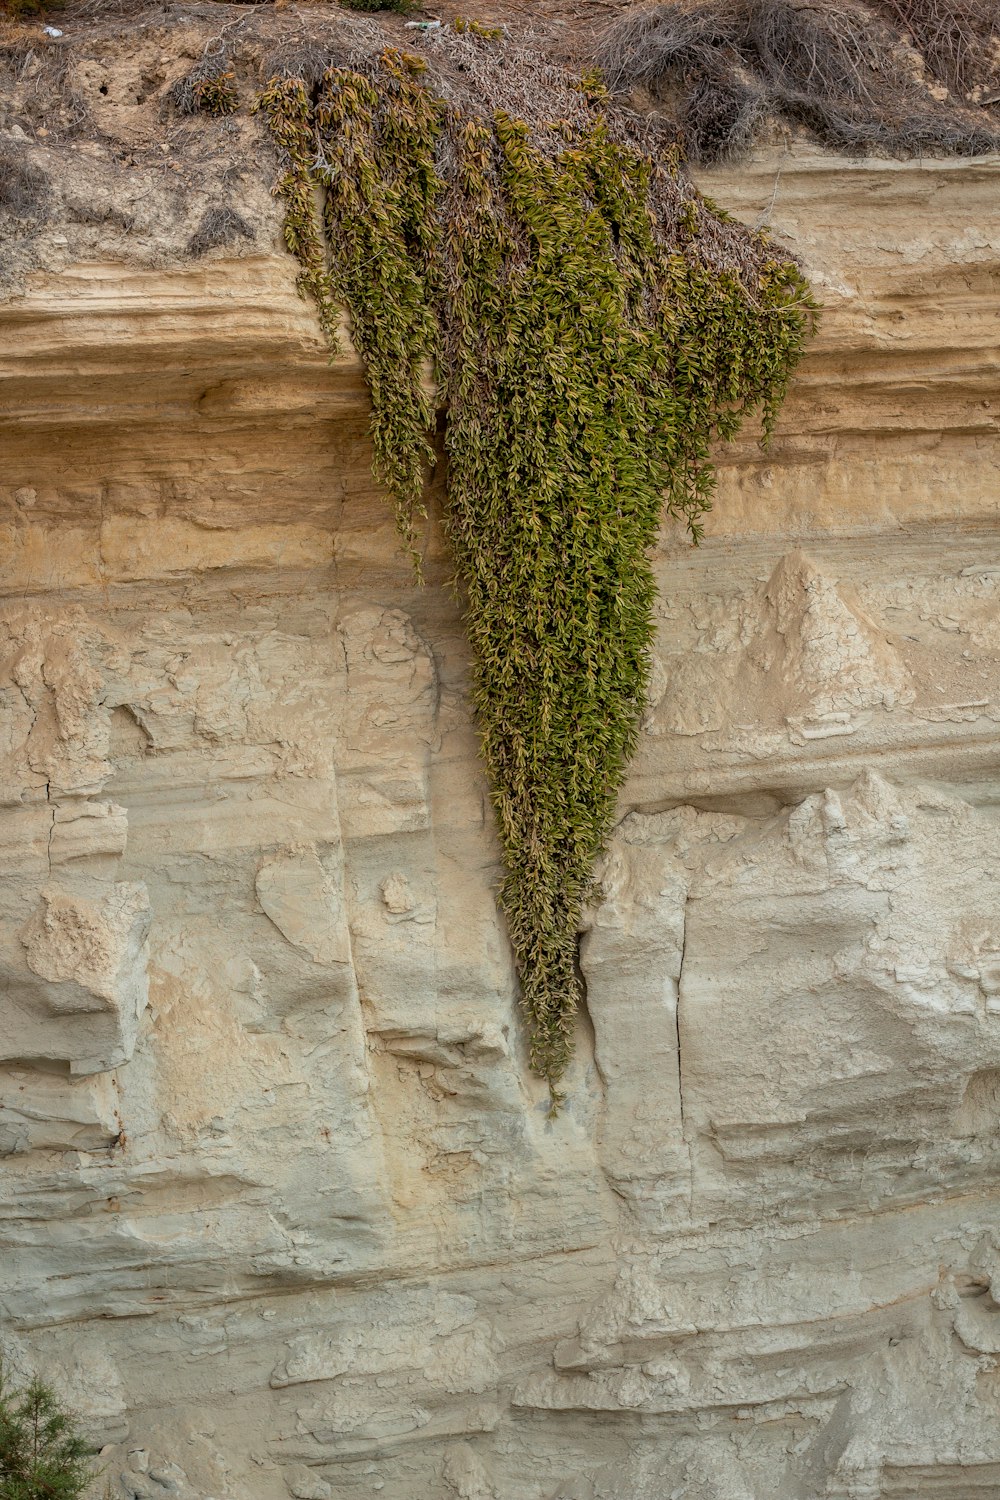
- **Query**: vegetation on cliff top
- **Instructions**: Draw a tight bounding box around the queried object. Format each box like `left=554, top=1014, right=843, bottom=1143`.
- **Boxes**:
left=258, top=32, right=816, bottom=1104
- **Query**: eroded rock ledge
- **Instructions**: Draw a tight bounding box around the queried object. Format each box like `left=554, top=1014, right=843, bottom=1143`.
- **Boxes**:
left=1, top=148, right=999, bottom=1499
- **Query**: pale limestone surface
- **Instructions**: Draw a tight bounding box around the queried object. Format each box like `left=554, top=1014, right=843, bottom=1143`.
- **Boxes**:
left=1, top=149, right=1000, bottom=1499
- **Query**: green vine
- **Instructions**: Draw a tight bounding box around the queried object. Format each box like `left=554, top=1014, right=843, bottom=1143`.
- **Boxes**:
left=193, top=71, right=240, bottom=116
left=257, top=49, right=816, bottom=1107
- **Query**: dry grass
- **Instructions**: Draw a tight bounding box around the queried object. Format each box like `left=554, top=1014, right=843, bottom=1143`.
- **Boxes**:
left=597, top=0, right=1000, bottom=160
left=873, top=0, right=1000, bottom=101
left=0, top=143, right=50, bottom=214
left=0, top=0, right=62, bottom=15
left=256, top=37, right=347, bottom=88
left=337, top=0, right=416, bottom=13
left=66, top=196, right=135, bottom=230
left=187, top=202, right=254, bottom=255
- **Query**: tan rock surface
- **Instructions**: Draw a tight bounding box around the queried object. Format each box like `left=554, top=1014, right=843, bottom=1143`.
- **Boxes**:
left=1, top=147, right=999, bottom=1498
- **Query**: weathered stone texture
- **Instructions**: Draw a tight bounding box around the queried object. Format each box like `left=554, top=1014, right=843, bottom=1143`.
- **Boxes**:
left=1, top=148, right=999, bottom=1498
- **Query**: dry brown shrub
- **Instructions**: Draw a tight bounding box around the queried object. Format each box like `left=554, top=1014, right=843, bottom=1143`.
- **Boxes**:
left=872, top=0, right=1000, bottom=100
left=0, top=142, right=50, bottom=214
left=597, top=0, right=1000, bottom=160
left=187, top=202, right=254, bottom=255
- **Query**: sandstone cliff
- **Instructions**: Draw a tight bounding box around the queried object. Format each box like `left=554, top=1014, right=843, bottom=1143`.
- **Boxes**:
left=2, top=139, right=1000, bottom=1499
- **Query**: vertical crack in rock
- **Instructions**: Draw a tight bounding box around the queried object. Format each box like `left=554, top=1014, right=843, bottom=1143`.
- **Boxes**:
left=45, top=780, right=55, bottom=877
left=675, top=891, right=690, bottom=1141
left=573, top=931, right=607, bottom=1101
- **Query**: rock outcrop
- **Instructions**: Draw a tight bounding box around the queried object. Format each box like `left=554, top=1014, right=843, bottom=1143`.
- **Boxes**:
left=2, top=146, right=1000, bottom=1498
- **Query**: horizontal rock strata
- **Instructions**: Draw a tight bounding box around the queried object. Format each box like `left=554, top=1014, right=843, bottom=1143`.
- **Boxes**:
left=1, top=148, right=999, bottom=1499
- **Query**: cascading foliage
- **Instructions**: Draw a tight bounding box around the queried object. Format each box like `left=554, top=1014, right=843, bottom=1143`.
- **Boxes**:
left=257, top=44, right=815, bottom=1107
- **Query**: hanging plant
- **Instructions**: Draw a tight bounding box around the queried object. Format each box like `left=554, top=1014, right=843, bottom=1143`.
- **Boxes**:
left=257, top=39, right=816, bottom=1109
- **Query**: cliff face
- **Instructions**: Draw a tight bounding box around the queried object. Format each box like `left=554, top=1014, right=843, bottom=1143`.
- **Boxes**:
left=2, top=147, right=1000, bottom=1500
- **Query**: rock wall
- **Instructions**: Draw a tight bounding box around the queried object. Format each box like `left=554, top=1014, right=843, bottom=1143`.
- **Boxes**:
left=1, top=148, right=1000, bottom=1499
